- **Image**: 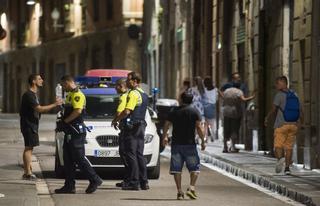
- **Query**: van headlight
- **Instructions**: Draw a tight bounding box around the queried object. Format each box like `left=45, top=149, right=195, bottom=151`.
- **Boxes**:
left=144, top=134, right=154, bottom=144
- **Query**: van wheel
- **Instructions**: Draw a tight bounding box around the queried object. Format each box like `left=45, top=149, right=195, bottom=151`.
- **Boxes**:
left=55, top=146, right=65, bottom=178
left=148, top=155, right=160, bottom=179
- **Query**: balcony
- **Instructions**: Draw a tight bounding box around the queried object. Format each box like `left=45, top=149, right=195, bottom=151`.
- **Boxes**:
left=122, top=0, right=143, bottom=25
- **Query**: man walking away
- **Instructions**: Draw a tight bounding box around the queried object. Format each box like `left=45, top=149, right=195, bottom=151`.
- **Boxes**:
left=219, top=72, right=248, bottom=97
left=265, top=76, right=303, bottom=175
left=20, top=74, right=62, bottom=180
left=222, top=83, right=255, bottom=153
left=162, top=92, right=206, bottom=200
left=112, top=78, right=130, bottom=187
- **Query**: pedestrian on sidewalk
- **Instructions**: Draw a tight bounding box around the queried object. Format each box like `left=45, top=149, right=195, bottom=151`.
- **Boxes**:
left=264, top=76, right=303, bottom=175
left=177, top=78, right=191, bottom=102
left=162, top=91, right=206, bottom=200
left=219, top=72, right=248, bottom=97
left=188, top=76, right=205, bottom=119
left=20, top=74, right=62, bottom=181
left=55, top=75, right=103, bottom=194
left=202, top=76, right=218, bottom=142
left=222, top=83, right=256, bottom=153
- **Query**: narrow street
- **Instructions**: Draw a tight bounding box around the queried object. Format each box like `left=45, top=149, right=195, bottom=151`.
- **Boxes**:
left=1, top=1, right=320, bottom=205
left=0, top=114, right=300, bottom=206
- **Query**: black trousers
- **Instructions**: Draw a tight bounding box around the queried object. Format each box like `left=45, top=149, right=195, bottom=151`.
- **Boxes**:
left=223, top=116, right=241, bottom=148
left=63, top=133, right=100, bottom=188
left=119, top=131, right=129, bottom=183
left=123, top=123, right=148, bottom=186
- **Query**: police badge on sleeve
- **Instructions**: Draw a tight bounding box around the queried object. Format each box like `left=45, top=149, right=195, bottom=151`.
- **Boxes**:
left=74, top=96, right=80, bottom=102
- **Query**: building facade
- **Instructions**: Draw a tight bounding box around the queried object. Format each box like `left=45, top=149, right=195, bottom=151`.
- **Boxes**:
left=0, top=0, right=143, bottom=112
left=143, top=0, right=320, bottom=169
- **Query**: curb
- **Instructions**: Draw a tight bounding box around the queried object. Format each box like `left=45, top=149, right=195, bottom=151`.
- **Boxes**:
left=32, top=156, right=55, bottom=206
left=199, top=151, right=317, bottom=206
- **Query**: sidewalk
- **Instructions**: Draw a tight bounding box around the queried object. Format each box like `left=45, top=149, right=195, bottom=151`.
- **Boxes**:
left=199, top=142, right=320, bottom=206
left=0, top=142, right=39, bottom=206
left=0, top=113, right=44, bottom=206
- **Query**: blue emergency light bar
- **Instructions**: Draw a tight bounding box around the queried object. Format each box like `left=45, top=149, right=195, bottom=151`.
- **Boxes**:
left=75, top=76, right=124, bottom=86
left=81, top=88, right=118, bottom=95
left=76, top=76, right=100, bottom=85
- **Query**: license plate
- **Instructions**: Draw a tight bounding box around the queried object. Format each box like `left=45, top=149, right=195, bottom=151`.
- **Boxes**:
left=94, top=150, right=119, bottom=157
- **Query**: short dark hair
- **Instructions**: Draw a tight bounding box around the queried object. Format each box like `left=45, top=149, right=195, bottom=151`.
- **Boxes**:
left=60, top=75, right=74, bottom=83
left=180, top=92, right=193, bottom=105
left=116, top=78, right=127, bottom=85
left=28, top=74, right=40, bottom=86
left=231, top=72, right=240, bottom=78
left=203, top=76, right=214, bottom=90
left=128, top=72, right=141, bottom=84
left=183, top=80, right=191, bottom=88
left=276, top=76, right=288, bottom=85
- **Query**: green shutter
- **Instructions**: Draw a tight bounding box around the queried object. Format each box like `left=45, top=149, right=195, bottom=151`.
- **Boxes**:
left=237, top=25, right=246, bottom=44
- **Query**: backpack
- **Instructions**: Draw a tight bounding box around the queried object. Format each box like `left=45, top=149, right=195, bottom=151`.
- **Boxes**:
left=280, top=90, right=300, bottom=122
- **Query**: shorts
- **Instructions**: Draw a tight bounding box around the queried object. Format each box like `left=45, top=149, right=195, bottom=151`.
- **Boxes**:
left=170, top=145, right=200, bottom=174
left=22, top=128, right=39, bottom=147
left=274, top=124, right=298, bottom=150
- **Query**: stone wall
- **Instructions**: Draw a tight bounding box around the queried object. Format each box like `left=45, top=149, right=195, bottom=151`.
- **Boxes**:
left=0, top=27, right=141, bottom=112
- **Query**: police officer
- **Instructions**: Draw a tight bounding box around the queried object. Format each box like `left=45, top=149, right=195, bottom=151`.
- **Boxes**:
left=111, top=78, right=130, bottom=187
left=55, top=75, right=103, bottom=194
left=113, top=72, right=149, bottom=191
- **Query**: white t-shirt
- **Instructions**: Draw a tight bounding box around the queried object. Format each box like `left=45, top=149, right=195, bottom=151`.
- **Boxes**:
left=203, top=88, right=218, bottom=105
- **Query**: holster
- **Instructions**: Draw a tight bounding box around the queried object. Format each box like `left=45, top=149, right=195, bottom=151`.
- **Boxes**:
left=65, top=123, right=86, bottom=136
left=120, top=120, right=145, bottom=133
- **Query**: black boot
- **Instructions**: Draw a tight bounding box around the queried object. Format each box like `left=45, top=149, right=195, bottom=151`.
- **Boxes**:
left=86, top=178, right=103, bottom=194
left=55, top=185, right=76, bottom=194
left=140, top=183, right=150, bottom=190
left=122, top=183, right=139, bottom=191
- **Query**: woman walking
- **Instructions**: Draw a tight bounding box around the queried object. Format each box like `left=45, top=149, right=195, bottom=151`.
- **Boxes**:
left=188, top=76, right=205, bottom=119
left=202, top=77, right=218, bottom=142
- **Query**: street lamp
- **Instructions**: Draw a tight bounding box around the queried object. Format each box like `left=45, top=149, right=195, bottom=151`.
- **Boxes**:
left=51, top=8, right=63, bottom=32
left=26, top=0, right=36, bottom=5
left=51, top=8, right=60, bottom=20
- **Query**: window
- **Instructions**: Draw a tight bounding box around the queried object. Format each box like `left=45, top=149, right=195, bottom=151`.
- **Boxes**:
left=32, top=60, right=37, bottom=74
left=93, top=0, right=100, bottom=22
left=106, top=0, right=114, bottom=20
left=69, top=53, right=75, bottom=75
left=55, top=63, right=66, bottom=85
left=92, top=46, right=101, bottom=68
left=104, top=41, right=113, bottom=68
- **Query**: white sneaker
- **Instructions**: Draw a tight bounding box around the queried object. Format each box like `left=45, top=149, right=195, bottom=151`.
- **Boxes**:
left=275, top=158, right=285, bottom=173
left=22, top=173, right=37, bottom=181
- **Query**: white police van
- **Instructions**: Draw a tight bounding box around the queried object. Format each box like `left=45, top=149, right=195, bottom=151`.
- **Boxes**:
left=55, top=70, right=160, bottom=179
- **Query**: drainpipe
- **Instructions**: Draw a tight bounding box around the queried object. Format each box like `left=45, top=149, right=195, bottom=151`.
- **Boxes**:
left=282, top=0, right=290, bottom=78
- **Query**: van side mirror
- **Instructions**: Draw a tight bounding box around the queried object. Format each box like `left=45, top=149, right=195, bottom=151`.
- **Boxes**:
left=148, top=107, right=158, bottom=120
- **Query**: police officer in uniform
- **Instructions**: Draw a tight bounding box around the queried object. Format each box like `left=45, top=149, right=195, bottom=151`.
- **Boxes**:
left=112, top=78, right=130, bottom=187
left=55, top=75, right=103, bottom=194
left=113, top=72, right=149, bottom=191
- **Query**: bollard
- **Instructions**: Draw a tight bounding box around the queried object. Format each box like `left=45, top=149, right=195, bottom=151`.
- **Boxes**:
left=252, top=130, right=258, bottom=152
